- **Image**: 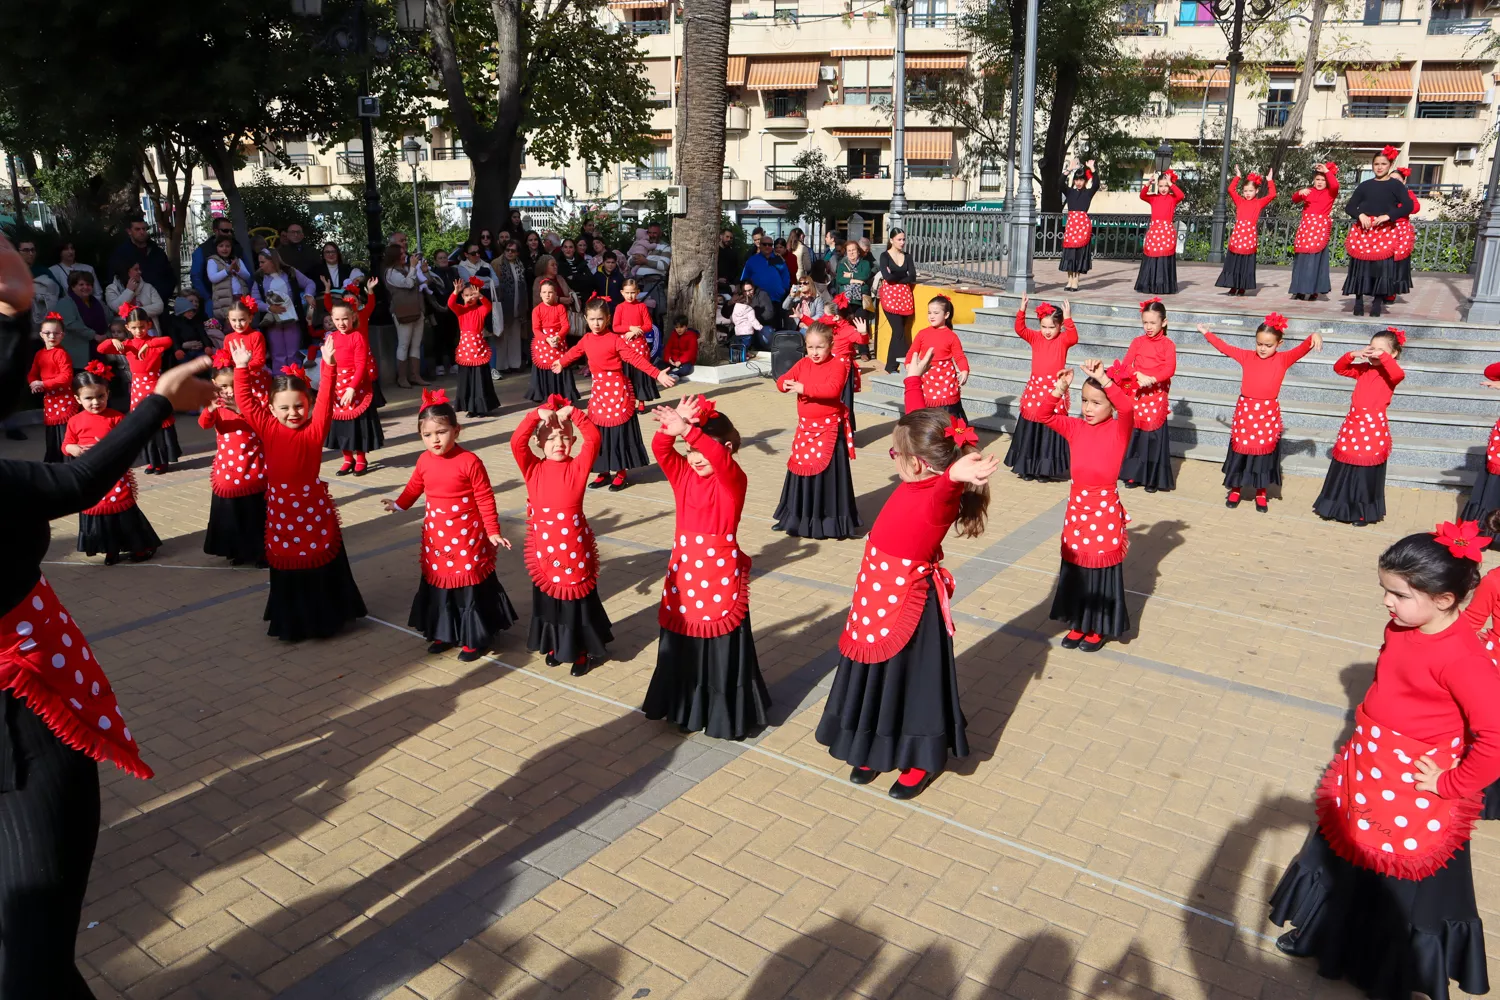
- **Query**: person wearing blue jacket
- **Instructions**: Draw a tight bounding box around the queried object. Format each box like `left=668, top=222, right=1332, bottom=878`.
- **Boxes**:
left=740, top=241, right=790, bottom=328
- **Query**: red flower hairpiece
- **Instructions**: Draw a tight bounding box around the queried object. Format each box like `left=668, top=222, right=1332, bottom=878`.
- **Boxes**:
left=43, top=311, right=63, bottom=323
left=1386, top=326, right=1408, bottom=346
left=1396, top=166, right=1411, bottom=179
left=542, top=393, right=571, bottom=411
left=1246, top=172, right=1264, bottom=187
left=1161, top=168, right=1178, bottom=183
left=1105, top=360, right=1139, bottom=396
left=1139, top=296, right=1162, bottom=311
left=343, top=280, right=361, bottom=292
left=1380, top=144, right=1400, bottom=162
left=589, top=292, right=612, bottom=303
left=1433, top=520, right=1491, bottom=563
left=1263, top=312, right=1288, bottom=333
left=419, top=387, right=450, bottom=411
left=84, top=360, right=113, bottom=381
left=832, top=292, right=850, bottom=311
left=695, top=397, right=719, bottom=423
left=279, top=363, right=307, bottom=381
left=1324, top=161, right=1339, bottom=175
left=116, top=302, right=134, bottom=319
left=944, top=416, right=979, bottom=448
left=1035, top=302, right=1057, bottom=321
left=239, top=295, right=258, bottom=313
left=212, top=348, right=234, bottom=368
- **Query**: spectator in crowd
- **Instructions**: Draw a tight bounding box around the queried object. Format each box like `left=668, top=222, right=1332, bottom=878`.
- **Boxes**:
left=494, top=239, right=528, bottom=374
left=46, top=241, right=98, bottom=299
left=277, top=222, right=321, bottom=282
left=663, top=315, right=699, bottom=377
left=783, top=274, right=832, bottom=327
left=532, top=254, right=575, bottom=319
left=787, top=227, right=811, bottom=280
left=750, top=226, right=766, bottom=250
left=808, top=258, right=832, bottom=298
left=522, top=230, right=544, bottom=285
left=426, top=248, right=460, bottom=376
left=54, top=271, right=108, bottom=367
left=16, top=238, right=57, bottom=324
left=775, top=238, right=796, bottom=281
left=191, top=217, right=240, bottom=304
left=383, top=242, right=429, bottom=387
left=206, top=235, right=253, bottom=322
left=629, top=224, right=671, bottom=280
left=587, top=236, right=623, bottom=274
left=593, top=250, right=625, bottom=305
left=508, top=208, right=526, bottom=235
left=719, top=280, right=777, bottom=356
left=557, top=238, right=593, bottom=300
left=716, top=228, right=741, bottom=297
left=108, top=217, right=177, bottom=304
left=477, top=229, right=496, bottom=261
left=253, top=247, right=316, bottom=373
left=456, top=242, right=496, bottom=297
left=105, top=261, right=165, bottom=323
left=832, top=238, right=874, bottom=304
left=740, top=239, right=791, bottom=324
left=165, top=290, right=210, bottom=366
left=820, top=230, right=840, bottom=268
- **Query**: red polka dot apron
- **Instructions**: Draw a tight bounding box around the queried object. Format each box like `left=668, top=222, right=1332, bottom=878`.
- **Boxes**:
left=0, top=577, right=152, bottom=779
left=584, top=369, right=637, bottom=428
left=42, top=387, right=79, bottom=426
left=658, top=532, right=750, bottom=638
left=1345, top=221, right=1397, bottom=261
left=421, top=492, right=497, bottom=589
left=1315, top=705, right=1480, bottom=880
left=1142, top=220, right=1176, bottom=257
left=456, top=325, right=491, bottom=367
left=1019, top=374, right=1068, bottom=422
left=1060, top=487, right=1129, bottom=569
left=264, top=480, right=341, bottom=570
left=128, top=365, right=174, bottom=428
left=1132, top=383, right=1170, bottom=432
left=919, top=359, right=963, bottom=407
left=211, top=423, right=267, bottom=498
left=524, top=504, right=599, bottom=600
left=83, top=469, right=137, bottom=517
left=1392, top=216, right=1415, bottom=261
left=1293, top=213, right=1332, bottom=254
left=1229, top=396, right=1283, bottom=456
left=788, top=411, right=855, bottom=475
left=878, top=282, right=914, bottom=316
left=532, top=337, right=562, bottom=373
left=1062, top=211, right=1093, bottom=249
left=837, top=541, right=955, bottom=663
left=332, top=362, right=374, bottom=420
left=1226, top=218, right=1259, bottom=255
left=1331, top=406, right=1391, bottom=466
left=1486, top=418, right=1500, bottom=475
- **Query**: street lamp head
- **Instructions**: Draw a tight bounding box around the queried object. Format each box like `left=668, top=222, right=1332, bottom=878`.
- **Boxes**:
left=396, top=0, right=427, bottom=31
left=402, top=138, right=422, bottom=167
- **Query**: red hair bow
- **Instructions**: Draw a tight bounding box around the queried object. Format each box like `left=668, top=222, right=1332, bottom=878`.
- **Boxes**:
left=944, top=416, right=979, bottom=448
left=1433, top=520, right=1491, bottom=563
left=588, top=292, right=612, bottom=303
left=116, top=302, right=135, bottom=319
left=1386, top=326, right=1408, bottom=346
left=419, top=387, right=450, bottom=410
left=238, top=295, right=258, bottom=312
left=84, top=360, right=113, bottom=381
left=1324, top=161, right=1339, bottom=176
left=465, top=276, right=483, bottom=288
left=832, top=292, right=850, bottom=311
left=695, top=397, right=719, bottom=423
left=1161, top=168, right=1178, bottom=183
left=279, top=363, right=307, bottom=381
left=43, top=311, right=63, bottom=322
left=1246, top=172, right=1264, bottom=187
left=1380, top=144, right=1400, bottom=162
left=1035, top=302, right=1057, bottom=320
left=1139, top=296, right=1162, bottom=311
left=212, top=348, right=234, bottom=368
left=342, top=280, right=361, bottom=293
left=542, top=393, right=571, bottom=411
left=1263, top=312, right=1288, bottom=333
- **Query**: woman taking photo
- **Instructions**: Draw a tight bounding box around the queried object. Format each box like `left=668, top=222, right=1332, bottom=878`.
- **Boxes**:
left=382, top=243, right=429, bottom=388
left=874, top=229, right=917, bottom=373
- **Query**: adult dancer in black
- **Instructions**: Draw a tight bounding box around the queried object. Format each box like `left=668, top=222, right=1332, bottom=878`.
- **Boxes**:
left=0, top=233, right=218, bottom=997
left=1342, top=145, right=1414, bottom=318
left=1059, top=159, right=1098, bottom=292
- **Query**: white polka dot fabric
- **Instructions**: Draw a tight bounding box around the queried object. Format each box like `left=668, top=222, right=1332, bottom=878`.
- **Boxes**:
left=1060, top=487, right=1130, bottom=568
left=585, top=370, right=638, bottom=428
left=1229, top=396, right=1284, bottom=456
left=657, top=532, right=750, bottom=638
left=1332, top=406, right=1392, bottom=465
left=1227, top=219, right=1260, bottom=255
left=1294, top=214, right=1332, bottom=253
left=1345, top=222, right=1399, bottom=262
left=919, top=360, right=963, bottom=408
left=1062, top=212, right=1093, bottom=248
left=837, top=541, right=954, bottom=663
left=1019, top=374, right=1069, bottom=421
left=787, top=413, right=853, bottom=476
left=1142, top=219, right=1175, bottom=257
left=1132, top=385, right=1170, bottom=432
left=524, top=506, right=600, bottom=599
left=264, top=480, right=340, bottom=570
left=420, top=494, right=495, bottom=587
left=1486, top=419, right=1500, bottom=475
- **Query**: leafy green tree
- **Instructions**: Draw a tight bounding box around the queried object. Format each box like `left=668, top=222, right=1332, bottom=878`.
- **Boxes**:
left=325, top=149, right=448, bottom=267
left=785, top=150, right=860, bottom=229
left=237, top=169, right=324, bottom=246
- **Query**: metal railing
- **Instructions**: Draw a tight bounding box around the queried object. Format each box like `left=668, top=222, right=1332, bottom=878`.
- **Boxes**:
left=764, top=165, right=804, bottom=190
left=979, top=166, right=1004, bottom=191
left=908, top=164, right=957, bottom=179
left=1416, top=102, right=1482, bottom=118
left=430, top=145, right=467, bottom=160
left=1175, top=15, right=1214, bottom=24
left=1259, top=102, right=1293, bottom=128
left=621, top=18, right=670, bottom=34
left=1429, top=16, right=1490, bottom=33
left=1169, top=101, right=1226, bottom=116
left=1344, top=102, right=1408, bottom=118
left=836, top=164, right=891, bottom=180
left=1410, top=182, right=1465, bottom=197
left=621, top=165, right=672, bottom=181
left=335, top=152, right=365, bottom=173
left=260, top=151, right=317, bottom=169
left=1329, top=15, right=1422, bottom=22
left=1116, top=18, right=1168, bottom=32
left=903, top=209, right=1478, bottom=284
left=908, top=11, right=957, bottom=26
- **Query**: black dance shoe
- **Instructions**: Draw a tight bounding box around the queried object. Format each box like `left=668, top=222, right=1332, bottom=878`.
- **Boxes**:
left=570, top=657, right=591, bottom=677
left=849, top=766, right=878, bottom=785
left=1078, top=634, right=1106, bottom=653
left=1060, top=632, right=1083, bottom=649
left=889, top=772, right=937, bottom=800
left=427, top=641, right=453, bottom=654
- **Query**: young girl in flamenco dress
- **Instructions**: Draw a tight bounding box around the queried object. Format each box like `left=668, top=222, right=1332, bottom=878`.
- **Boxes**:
left=64, top=363, right=161, bottom=564
left=200, top=349, right=268, bottom=566
left=1116, top=299, right=1177, bottom=493
left=98, top=305, right=180, bottom=474
left=1313, top=328, right=1405, bottom=527
left=449, top=277, right=500, bottom=418
left=903, top=295, right=970, bottom=420
left=772, top=322, right=860, bottom=540
left=27, top=312, right=78, bottom=463
left=528, top=281, right=581, bottom=405
left=1213, top=167, right=1276, bottom=296
left=1134, top=169, right=1185, bottom=295
left=1004, top=295, right=1077, bottom=483
left=1288, top=163, right=1339, bottom=301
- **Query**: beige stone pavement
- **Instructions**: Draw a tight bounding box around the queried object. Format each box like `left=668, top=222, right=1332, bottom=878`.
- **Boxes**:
left=5, top=364, right=1496, bottom=1000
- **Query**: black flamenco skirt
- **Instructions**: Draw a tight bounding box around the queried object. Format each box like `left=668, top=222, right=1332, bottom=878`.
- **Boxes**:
left=1221, top=444, right=1282, bottom=490
left=455, top=363, right=500, bottom=417
left=1393, top=256, right=1413, bottom=295
left=204, top=492, right=267, bottom=565
left=1004, top=415, right=1070, bottom=481
left=525, top=364, right=580, bottom=404
left=1313, top=459, right=1386, bottom=525
left=1119, top=425, right=1176, bottom=491
left=325, top=409, right=385, bottom=454
left=77, top=506, right=161, bottom=559
left=1484, top=777, right=1500, bottom=820
left=1214, top=251, right=1257, bottom=291
left=628, top=364, right=661, bottom=407
left=1289, top=249, right=1332, bottom=296
left=644, top=616, right=770, bottom=741
left=815, top=587, right=968, bottom=774
left=43, top=424, right=67, bottom=464
left=1269, top=827, right=1488, bottom=1000
left=1134, top=254, right=1178, bottom=295
left=841, top=373, right=858, bottom=434
left=1049, top=559, right=1130, bottom=639
left=371, top=380, right=387, bottom=410
left=408, top=574, right=518, bottom=651
left=772, top=437, right=862, bottom=540
left=1343, top=257, right=1397, bottom=298
left=527, top=585, right=614, bottom=663
left=593, top=418, right=651, bottom=473
left=1460, top=464, right=1500, bottom=528
left=141, top=423, right=182, bottom=468
left=942, top=400, right=968, bottom=421
left=264, top=547, right=367, bottom=642
left=1059, top=243, right=1093, bottom=274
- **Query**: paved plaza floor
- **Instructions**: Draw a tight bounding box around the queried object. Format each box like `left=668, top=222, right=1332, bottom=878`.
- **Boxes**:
left=8, top=366, right=1497, bottom=1000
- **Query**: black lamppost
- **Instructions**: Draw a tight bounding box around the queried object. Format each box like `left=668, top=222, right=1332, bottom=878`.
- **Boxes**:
left=1154, top=139, right=1174, bottom=174
left=1467, top=134, right=1500, bottom=323
left=1204, top=0, right=1277, bottom=264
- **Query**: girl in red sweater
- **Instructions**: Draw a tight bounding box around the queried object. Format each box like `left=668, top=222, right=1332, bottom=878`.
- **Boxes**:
left=614, top=278, right=661, bottom=410
left=643, top=396, right=770, bottom=740
left=1213, top=168, right=1276, bottom=296
left=528, top=280, right=579, bottom=405
left=1200, top=313, right=1321, bottom=512
left=200, top=349, right=268, bottom=566
left=1039, top=359, right=1135, bottom=651
left=64, top=363, right=161, bottom=564
left=28, top=313, right=78, bottom=463
left=1004, top=295, right=1077, bottom=482
left=663, top=317, right=699, bottom=378
left=772, top=322, right=860, bottom=540
left=512, top=396, right=613, bottom=675
left=231, top=339, right=367, bottom=640
left=1271, top=524, right=1500, bottom=1000
left=98, top=306, right=180, bottom=474
left=1134, top=169, right=1185, bottom=295
left=449, top=277, right=500, bottom=417
left=322, top=277, right=387, bottom=414
left=1459, top=361, right=1500, bottom=527
left=223, top=296, right=271, bottom=402
left=324, top=297, right=385, bottom=476
left=1117, top=299, right=1177, bottom=493
left=816, top=408, right=997, bottom=798
left=552, top=298, right=677, bottom=492
left=903, top=295, right=970, bottom=420
left=1288, top=162, right=1339, bottom=300
left=1313, top=328, right=1406, bottom=527
left=384, top=389, right=517, bottom=661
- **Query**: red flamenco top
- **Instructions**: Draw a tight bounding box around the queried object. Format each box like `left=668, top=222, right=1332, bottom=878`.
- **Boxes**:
left=665, top=328, right=699, bottom=367
left=832, top=319, right=870, bottom=392
left=1226, top=177, right=1277, bottom=255
left=1203, top=331, right=1315, bottom=400
left=223, top=329, right=271, bottom=400
left=839, top=469, right=965, bottom=663
left=28, top=346, right=78, bottom=426
left=1013, top=311, right=1078, bottom=377
left=777, top=355, right=853, bottom=475
left=905, top=325, right=970, bottom=407
left=653, top=425, right=751, bottom=638
left=1316, top=617, right=1500, bottom=880
left=613, top=301, right=654, bottom=336
left=1464, top=566, right=1500, bottom=644
left=327, top=328, right=375, bottom=420
left=323, top=292, right=381, bottom=400
left=392, top=445, right=502, bottom=589
left=1330, top=351, right=1404, bottom=466
left=533, top=301, right=569, bottom=340
left=99, top=336, right=176, bottom=428
left=63, top=410, right=138, bottom=515
left=1120, top=333, right=1176, bottom=431
left=198, top=402, right=267, bottom=498
left=234, top=363, right=343, bottom=570
left=1292, top=176, right=1341, bottom=253
left=1040, top=381, right=1137, bottom=568
left=450, top=294, right=492, bottom=367
left=1139, top=184, right=1185, bottom=257
left=556, top=333, right=662, bottom=427
left=512, top=407, right=603, bottom=599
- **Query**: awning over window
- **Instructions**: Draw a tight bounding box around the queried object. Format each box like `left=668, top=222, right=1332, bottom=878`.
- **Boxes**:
left=906, top=130, right=954, bottom=162
left=650, top=131, right=672, bottom=141
left=511, top=197, right=557, bottom=208
left=1169, top=68, right=1230, bottom=88
left=907, top=53, right=968, bottom=71
left=727, top=55, right=747, bottom=87
left=832, top=48, right=893, bottom=57
left=1418, top=67, right=1486, bottom=101
left=644, top=59, right=673, bottom=99
left=1345, top=67, right=1413, bottom=98
left=608, top=0, right=666, bottom=8
left=745, top=57, right=822, bottom=90
left=830, top=127, right=892, bottom=138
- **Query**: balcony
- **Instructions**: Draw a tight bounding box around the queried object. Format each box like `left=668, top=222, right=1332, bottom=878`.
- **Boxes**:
left=1169, top=101, right=1226, bottom=116
left=1416, top=102, right=1482, bottom=118
left=1258, top=102, right=1294, bottom=128
left=335, top=152, right=365, bottom=174
left=1429, top=16, right=1490, bottom=32
left=1116, top=18, right=1168, bottom=33
left=764, top=165, right=804, bottom=193
left=979, top=165, right=1004, bottom=192
left=723, top=168, right=750, bottom=202
left=725, top=105, right=749, bottom=130
left=763, top=113, right=810, bottom=130
left=908, top=11, right=957, bottom=26
left=260, top=151, right=317, bottom=169
left=621, top=165, right=672, bottom=181
left=1410, top=183, right=1464, bottom=197
left=906, top=175, right=969, bottom=202
left=1343, top=102, right=1408, bottom=118
left=430, top=145, right=467, bottom=160
left=836, top=164, right=891, bottom=180
left=907, top=164, right=956, bottom=179
left=620, top=18, right=670, bottom=34
left=1328, top=16, right=1422, bottom=23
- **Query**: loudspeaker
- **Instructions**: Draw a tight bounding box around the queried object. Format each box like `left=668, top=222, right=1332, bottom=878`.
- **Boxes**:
left=770, top=331, right=806, bottom=380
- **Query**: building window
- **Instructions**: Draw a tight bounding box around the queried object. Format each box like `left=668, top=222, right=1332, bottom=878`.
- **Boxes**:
left=912, top=0, right=949, bottom=26
left=1416, top=100, right=1481, bottom=118
left=1262, top=84, right=1294, bottom=127
left=1362, top=0, right=1404, bottom=22
left=1345, top=99, right=1408, bottom=118
left=1408, top=162, right=1442, bottom=192
left=1177, top=1, right=1215, bottom=23
left=773, top=0, right=798, bottom=20
left=842, top=57, right=893, bottom=106
left=979, top=161, right=1004, bottom=192
left=767, top=90, right=807, bottom=118
left=845, top=148, right=884, bottom=179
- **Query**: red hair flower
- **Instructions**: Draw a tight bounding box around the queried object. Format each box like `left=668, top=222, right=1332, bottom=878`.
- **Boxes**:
left=343, top=280, right=361, bottom=293
left=589, top=292, right=612, bottom=304
left=116, top=302, right=135, bottom=319
left=1380, top=144, right=1400, bottom=162
left=542, top=393, right=571, bottom=411
left=43, top=311, right=63, bottom=323
left=694, top=397, right=720, bottom=423
left=279, top=363, right=307, bottom=381
left=944, top=416, right=979, bottom=448
left=1433, top=520, right=1491, bottom=563
left=1105, top=360, right=1139, bottom=396
left=1035, top=302, right=1057, bottom=320
left=832, top=292, right=850, bottom=311
left=467, top=276, right=484, bottom=287
left=239, top=295, right=259, bottom=312
left=84, top=360, right=113, bottom=381
left=1386, top=326, right=1408, bottom=346
left=419, top=387, right=450, bottom=410
left=1263, top=312, right=1288, bottom=333
left=212, top=348, right=234, bottom=368
left=1323, top=161, right=1338, bottom=176
left=1396, top=166, right=1411, bottom=180
left=1246, top=172, right=1264, bottom=187
left=1139, top=296, right=1162, bottom=311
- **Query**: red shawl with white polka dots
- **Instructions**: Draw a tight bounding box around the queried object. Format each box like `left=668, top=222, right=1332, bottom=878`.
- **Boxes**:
left=27, top=346, right=78, bottom=426
left=393, top=446, right=502, bottom=589
left=556, top=332, right=662, bottom=428
left=199, top=403, right=267, bottom=497
left=513, top=408, right=604, bottom=599
left=653, top=427, right=751, bottom=638
left=1329, top=352, right=1404, bottom=466
left=64, top=410, right=137, bottom=516
left=777, top=355, right=852, bottom=475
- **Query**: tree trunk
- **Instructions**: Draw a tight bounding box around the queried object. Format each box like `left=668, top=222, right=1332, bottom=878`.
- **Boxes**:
left=196, top=134, right=252, bottom=273
left=1269, top=0, right=1328, bottom=177
left=1039, top=62, right=1080, bottom=213
left=666, top=0, right=731, bottom=365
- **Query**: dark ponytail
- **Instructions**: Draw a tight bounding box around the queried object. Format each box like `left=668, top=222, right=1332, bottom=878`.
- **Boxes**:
left=892, top=408, right=989, bottom=539
left=1378, top=533, right=1481, bottom=604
